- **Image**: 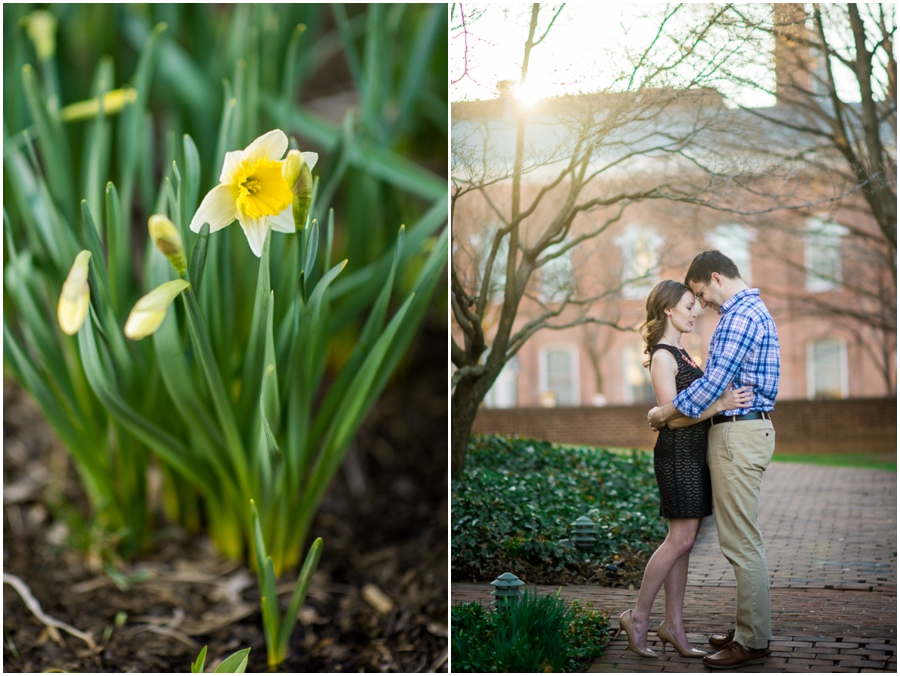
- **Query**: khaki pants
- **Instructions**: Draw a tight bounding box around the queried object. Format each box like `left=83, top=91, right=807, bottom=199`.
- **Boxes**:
left=707, top=419, right=775, bottom=650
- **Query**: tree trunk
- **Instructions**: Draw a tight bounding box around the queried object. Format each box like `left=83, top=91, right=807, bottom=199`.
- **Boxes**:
left=451, top=375, right=492, bottom=479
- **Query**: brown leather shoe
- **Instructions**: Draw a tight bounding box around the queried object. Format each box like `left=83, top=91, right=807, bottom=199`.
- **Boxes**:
left=702, top=641, right=767, bottom=669
left=707, top=629, right=734, bottom=650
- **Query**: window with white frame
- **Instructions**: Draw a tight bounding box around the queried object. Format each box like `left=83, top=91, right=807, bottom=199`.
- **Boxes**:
left=625, top=342, right=656, bottom=403
left=539, top=241, right=575, bottom=302
left=615, top=226, right=664, bottom=300
left=484, top=355, right=520, bottom=408
left=539, top=345, right=579, bottom=406
left=807, top=338, right=848, bottom=399
left=805, top=218, right=848, bottom=293
left=709, top=223, right=756, bottom=284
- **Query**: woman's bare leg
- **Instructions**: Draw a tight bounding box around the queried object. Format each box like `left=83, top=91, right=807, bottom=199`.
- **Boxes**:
left=629, top=518, right=700, bottom=647
left=662, top=549, right=694, bottom=647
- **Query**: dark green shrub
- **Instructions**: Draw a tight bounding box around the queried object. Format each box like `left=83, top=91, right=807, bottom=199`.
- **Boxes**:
left=452, top=435, right=667, bottom=582
left=450, top=588, right=609, bottom=672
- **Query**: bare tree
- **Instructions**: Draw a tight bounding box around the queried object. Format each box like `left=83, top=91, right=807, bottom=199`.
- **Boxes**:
left=450, top=4, right=737, bottom=477
left=656, top=3, right=896, bottom=392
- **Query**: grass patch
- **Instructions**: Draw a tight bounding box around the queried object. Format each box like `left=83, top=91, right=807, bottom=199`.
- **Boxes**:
left=772, top=453, right=896, bottom=471
left=562, top=443, right=897, bottom=471
left=451, top=589, right=609, bottom=673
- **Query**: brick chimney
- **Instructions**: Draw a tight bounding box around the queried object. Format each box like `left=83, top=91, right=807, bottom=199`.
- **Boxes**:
left=773, top=4, right=816, bottom=105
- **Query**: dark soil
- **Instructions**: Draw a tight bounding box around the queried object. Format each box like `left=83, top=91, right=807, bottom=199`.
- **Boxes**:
left=3, top=322, right=448, bottom=673
left=452, top=545, right=651, bottom=590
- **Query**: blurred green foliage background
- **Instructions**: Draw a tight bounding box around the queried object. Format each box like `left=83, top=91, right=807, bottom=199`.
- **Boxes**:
left=4, top=3, right=447, bottom=308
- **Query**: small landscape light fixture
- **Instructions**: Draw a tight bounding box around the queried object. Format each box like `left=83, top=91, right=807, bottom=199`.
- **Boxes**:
left=490, top=572, right=524, bottom=613
left=605, top=563, right=619, bottom=582
left=572, top=515, right=597, bottom=552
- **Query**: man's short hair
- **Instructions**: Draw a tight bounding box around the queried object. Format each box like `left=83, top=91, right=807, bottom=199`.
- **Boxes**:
left=684, top=250, right=741, bottom=286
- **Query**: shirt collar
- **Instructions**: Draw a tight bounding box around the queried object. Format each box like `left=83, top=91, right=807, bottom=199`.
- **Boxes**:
left=720, top=287, right=759, bottom=315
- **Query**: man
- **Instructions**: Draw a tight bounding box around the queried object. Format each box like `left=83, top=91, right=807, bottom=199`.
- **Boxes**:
left=648, top=250, right=780, bottom=670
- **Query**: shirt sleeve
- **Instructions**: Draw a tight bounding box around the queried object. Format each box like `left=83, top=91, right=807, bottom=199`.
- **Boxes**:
left=673, top=311, right=760, bottom=418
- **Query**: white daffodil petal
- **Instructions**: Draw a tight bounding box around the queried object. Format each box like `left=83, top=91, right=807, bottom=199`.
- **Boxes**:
left=243, top=129, right=288, bottom=163
left=301, top=151, right=318, bottom=171
left=269, top=204, right=295, bottom=233
left=190, top=183, right=237, bottom=233
left=237, top=212, right=270, bottom=258
left=220, top=150, right=245, bottom=184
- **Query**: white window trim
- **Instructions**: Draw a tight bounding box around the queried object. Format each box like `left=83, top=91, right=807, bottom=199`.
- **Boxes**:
left=804, top=218, right=849, bottom=293
left=538, top=343, right=581, bottom=406
left=805, top=338, right=849, bottom=399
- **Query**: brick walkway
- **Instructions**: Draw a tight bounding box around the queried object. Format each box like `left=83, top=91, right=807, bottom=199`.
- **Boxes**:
left=451, top=462, right=897, bottom=672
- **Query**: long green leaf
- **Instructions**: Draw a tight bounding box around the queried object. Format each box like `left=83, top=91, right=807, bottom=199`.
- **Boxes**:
left=214, top=648, right=250, bottom=673
left=181, top=134, right=201, bottom=244
left=280, top=23, right=306, bottom=131
left=181, top=287, right=250, bottom=500
left=238, top=231, right=273, bottom=431
left=393, top=5, right=443, bottom=141
left=78, top=315, right=207, bottom=488
left=277, top=537, right=323, bottom=660
left=82, top=56, right=114, bottom=237
left=303, top=291, right=416, bottom=513
left=189, top=222, right=210, bottom=294
left=105, top=181, right=129, bottom=315
left=251, top=501, right=280, bottom=661
left=308, top=226, right=404, bottom=451
left=365, top=226, right=447, bottom=409
left=21, top=63, right=74, bottom=223
left=4, top=323, right=108, bottom=499
left=191, top=645, right=207, bottom=674
left=270, top=96, right=446, bottom=201
left=283, top=259, right=346, bottom=474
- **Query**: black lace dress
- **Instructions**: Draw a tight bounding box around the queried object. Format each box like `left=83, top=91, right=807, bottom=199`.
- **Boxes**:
left=651, top=343, right=713, bottom=519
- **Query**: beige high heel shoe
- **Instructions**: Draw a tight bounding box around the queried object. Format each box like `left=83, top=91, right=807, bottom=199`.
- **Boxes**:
left=656, top=621, right=707, bottom=657
left=613, top=610, right=658, bottom=658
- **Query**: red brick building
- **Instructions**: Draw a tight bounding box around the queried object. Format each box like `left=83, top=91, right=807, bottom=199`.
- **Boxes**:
left=452, top=88, right=895, bottom=412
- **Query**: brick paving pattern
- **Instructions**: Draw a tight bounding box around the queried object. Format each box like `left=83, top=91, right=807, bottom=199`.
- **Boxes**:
left=451, top=462, right=897, bottom=672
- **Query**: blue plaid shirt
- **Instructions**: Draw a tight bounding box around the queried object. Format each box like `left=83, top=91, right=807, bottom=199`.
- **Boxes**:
left=674, top=288, right=780, bottom=418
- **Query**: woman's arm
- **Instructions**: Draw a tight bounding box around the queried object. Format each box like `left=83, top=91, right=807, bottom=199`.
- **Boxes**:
left=666, top=386, right=753, bottom=429
left=649, top=349, right=679, bottom=414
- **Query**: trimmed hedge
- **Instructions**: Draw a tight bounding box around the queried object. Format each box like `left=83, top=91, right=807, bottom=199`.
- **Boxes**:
left=452, top=435, right=666, bottom=582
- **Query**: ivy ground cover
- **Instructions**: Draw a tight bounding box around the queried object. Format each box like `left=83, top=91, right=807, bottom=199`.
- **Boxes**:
left=452, top=435, right=668, bottom=584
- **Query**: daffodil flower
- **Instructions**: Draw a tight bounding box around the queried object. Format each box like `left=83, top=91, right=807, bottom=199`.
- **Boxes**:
left=189, top=129, right=318, bottom=257
left=124, top=279, right=190, bottom=340
left=58, top=250, right=92, bottom=335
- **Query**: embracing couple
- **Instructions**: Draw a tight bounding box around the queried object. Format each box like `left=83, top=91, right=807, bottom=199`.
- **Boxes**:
left=615, top=250, right=780, bottom=670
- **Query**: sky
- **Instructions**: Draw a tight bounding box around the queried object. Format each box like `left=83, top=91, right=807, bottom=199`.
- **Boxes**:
left=450, top=3, right=869, bottom=108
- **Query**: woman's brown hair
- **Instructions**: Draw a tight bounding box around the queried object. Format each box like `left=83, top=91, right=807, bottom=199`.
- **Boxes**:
left=639, top=279, right=692, bottom=368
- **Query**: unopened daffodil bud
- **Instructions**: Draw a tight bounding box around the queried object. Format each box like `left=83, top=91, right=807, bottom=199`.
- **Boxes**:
left=21, top=10, right=57, bottom=61
left=281, top=149, right=318, bottom=230
left=124, top=279, right=190, bottom=340
left=61, top=88, right=138, bottom=123
left=148, top=214, right=187, bottom=275
left=57, top=250, right=92, bottom=335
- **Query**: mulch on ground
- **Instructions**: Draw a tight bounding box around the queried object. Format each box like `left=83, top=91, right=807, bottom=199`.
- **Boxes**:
left=3, top=322, right=448, bottom=673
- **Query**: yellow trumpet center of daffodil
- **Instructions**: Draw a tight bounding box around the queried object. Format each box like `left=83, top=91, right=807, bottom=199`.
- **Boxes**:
left=232, top=157, right=293, bottom=220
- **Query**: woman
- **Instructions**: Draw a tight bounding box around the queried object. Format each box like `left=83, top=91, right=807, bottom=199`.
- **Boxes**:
left=615, top=280, right=752, bottom=658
